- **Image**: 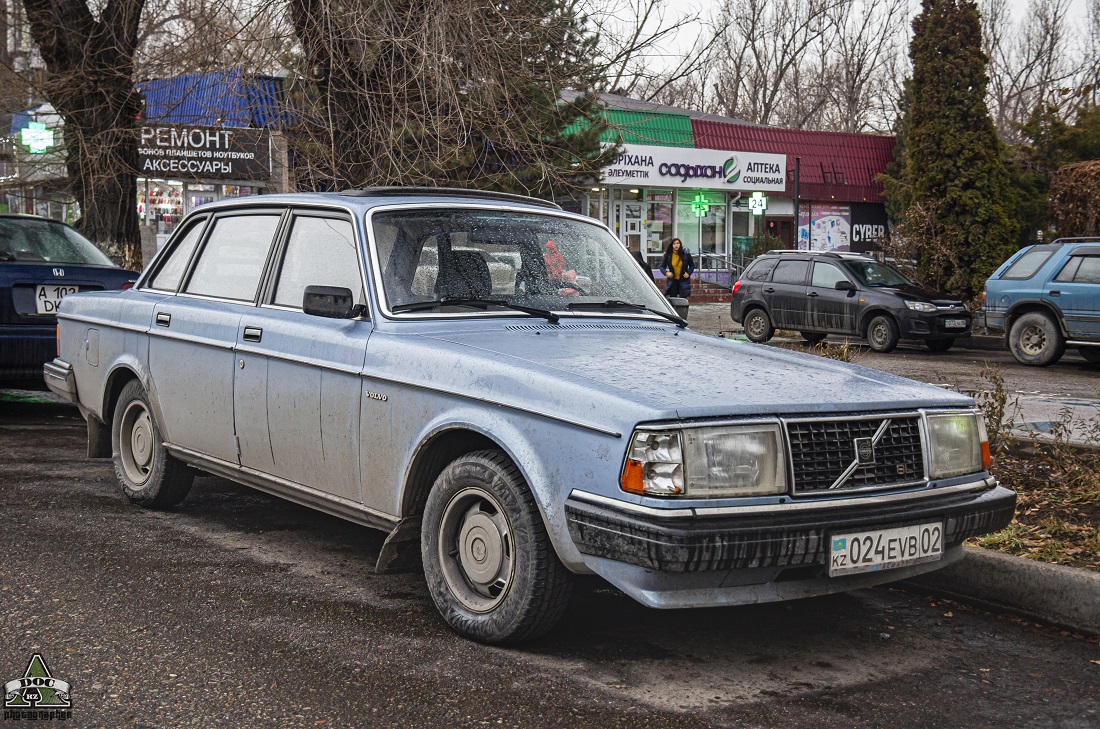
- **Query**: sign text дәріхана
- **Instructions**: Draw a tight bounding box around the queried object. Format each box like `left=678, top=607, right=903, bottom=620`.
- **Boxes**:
left=137, top=125, right=272, bottom=181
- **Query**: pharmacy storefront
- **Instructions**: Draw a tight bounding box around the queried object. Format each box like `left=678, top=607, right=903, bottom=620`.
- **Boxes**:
left=587, top=144, right=787, bottom=268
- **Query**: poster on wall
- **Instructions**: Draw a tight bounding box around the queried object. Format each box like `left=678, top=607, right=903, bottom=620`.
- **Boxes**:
left=798, top=203, right=852, bottom=251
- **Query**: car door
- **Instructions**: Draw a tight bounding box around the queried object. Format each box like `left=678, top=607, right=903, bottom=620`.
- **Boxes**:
left=233, top=211, right=370, bottom=502
left=1047, top=249, right=1100, bottom=339
left=807, top=261, right=858, bottom=334
left=766, top=259, right=810, bottom=329
left=147, top=211, right=283, bottom=463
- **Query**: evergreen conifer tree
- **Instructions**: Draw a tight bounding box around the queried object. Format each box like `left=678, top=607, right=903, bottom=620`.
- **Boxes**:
left=885, top=0, right=1019, bottom=300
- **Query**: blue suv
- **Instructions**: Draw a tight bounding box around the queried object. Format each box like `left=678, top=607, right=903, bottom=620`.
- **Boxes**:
left=979, top=239, right=1100, bottom=366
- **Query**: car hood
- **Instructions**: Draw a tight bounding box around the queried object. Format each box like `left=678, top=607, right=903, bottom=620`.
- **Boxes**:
left=878, top=282, right=963, bottom=305
left=414, top=321, right=973, bottom=421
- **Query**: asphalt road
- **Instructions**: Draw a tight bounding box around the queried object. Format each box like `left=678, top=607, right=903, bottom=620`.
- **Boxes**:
left=1, top=398, right=1098, bottom=728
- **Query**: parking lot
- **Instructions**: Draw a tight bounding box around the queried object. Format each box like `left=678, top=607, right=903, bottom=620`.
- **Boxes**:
left=2, top=377, right=1098, bottom=726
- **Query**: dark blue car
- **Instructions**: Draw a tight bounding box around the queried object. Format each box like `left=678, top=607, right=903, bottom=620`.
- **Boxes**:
left=1, top=214, right=138, bottom=383
left=979, top=238, right=1100, bottom=366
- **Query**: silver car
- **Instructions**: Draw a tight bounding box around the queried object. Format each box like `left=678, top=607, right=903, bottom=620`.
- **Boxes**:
left=46, top=188, right=1015, bottom=643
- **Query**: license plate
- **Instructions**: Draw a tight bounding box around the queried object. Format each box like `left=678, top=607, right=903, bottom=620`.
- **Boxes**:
left=944, top=319, right=967, bottom=328
left=828, top=522, right=943, bottom=577
left=35, top=284, right=80, bottom=314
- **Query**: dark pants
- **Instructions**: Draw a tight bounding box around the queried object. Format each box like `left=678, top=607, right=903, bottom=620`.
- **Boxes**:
left=666, top=279, right=684, bottom=297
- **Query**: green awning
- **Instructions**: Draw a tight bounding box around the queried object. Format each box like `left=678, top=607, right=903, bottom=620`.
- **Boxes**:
left=567, top=109, right=695, bottom=147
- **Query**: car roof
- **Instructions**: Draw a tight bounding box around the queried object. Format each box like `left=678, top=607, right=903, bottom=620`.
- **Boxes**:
left=759, top=249, right=873, bottom=261
left=191, top=188, right=562, bottom=215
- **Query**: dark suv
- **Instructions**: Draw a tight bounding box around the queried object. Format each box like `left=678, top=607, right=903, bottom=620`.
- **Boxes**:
left=730, top=251, right=972, bottom=352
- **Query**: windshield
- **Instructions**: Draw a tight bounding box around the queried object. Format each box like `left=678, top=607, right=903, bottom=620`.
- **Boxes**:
left=371, top=208, right=673, bottom=318
left=845, top=260, right=911, bottom=287
left=0, top=217, right=115, bottom=266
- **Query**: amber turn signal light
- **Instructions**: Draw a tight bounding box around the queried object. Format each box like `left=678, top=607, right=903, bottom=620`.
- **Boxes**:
left=620, top=459, right=646, bottom=495
left=981, top=440, right=991, bottom=471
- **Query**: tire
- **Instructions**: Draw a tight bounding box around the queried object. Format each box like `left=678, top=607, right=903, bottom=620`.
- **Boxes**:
left=866, top=315, right=900, bottom=353
left=800, top=331, right=827, bottom=344
left=1008, top=312, right=1065, bottom=367
left=1078, top=346, right=1100, bottom=364
left=111, top=379, right=194, bottom=508
left=924, top=338, right=955, bottom=352
left=743, top=308, right=774, bottom=343
left=421, top=450, right=574, bottom=644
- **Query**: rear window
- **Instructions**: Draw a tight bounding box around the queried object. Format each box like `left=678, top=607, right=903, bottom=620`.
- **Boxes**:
left=1001, top=248, right=1053, bottom=280
left=771, top=260, right=809, bottom=285
left=0, top=217, right=115, bottom=266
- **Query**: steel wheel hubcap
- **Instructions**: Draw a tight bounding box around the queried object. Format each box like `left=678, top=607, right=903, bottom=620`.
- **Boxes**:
left=871, top=324, right=887, bottom=347
left=438, top=487, right=514, bottom=613
left=1020, top=325, right=1046, bottom=355
left=120, top=401, right=155, bottom=485
left=747, top=315, right=764, bottom=338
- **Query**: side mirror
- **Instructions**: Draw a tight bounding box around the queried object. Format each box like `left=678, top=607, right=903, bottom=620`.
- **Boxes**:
left=668, top=296, right=689, bottom=320
left=303, top=285, right=359, bottom=319
left=835, top=280, right=856, bottom=292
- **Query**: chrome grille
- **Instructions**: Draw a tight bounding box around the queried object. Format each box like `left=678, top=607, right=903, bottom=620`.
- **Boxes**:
left=786, top=415, right=925, bottom=493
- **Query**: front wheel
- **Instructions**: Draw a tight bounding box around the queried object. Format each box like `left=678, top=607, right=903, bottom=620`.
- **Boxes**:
left=866, top=315, right=900, bottom=353
left=111, top=379, right=194, bottom=508
left=743, top=308, right=774, bottom=343
left=924, top=338, right=955, bottom=352
left=421, top=450, right=574, bottom=644
left=1009, top=312, right=1065, bottom=366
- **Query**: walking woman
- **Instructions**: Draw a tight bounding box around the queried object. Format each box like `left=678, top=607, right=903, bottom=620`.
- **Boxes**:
left=660, top=238, right=695, bottom=298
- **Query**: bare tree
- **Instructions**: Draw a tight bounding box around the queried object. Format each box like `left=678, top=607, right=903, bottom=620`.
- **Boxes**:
left=22, top=0, right=145, bottom=266
left=981, top=0, right=1081, bottom=143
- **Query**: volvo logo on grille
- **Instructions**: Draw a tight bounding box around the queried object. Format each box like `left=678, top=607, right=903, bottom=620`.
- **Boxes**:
left=854, top=437, right=875, bottom=465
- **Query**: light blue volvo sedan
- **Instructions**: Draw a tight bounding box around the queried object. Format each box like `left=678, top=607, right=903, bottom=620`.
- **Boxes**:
left=45, top=188, right=1015, bottom=643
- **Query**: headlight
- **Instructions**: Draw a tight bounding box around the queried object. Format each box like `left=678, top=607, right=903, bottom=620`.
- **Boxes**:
left=905, top=300, right=937, bottom=312
left=926, top=411, right=989, bottom=478
left=621, top=424, right=787, bottom=498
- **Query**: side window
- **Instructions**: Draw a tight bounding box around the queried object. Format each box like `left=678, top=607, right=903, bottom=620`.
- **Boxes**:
left=1054, top=256, right=1081, bottom=283
left=185, top=214, right=281, bottom=301
left=1072, top=256, right=1100, bottom=284
left=274, top=216, right=364, bottom=307
left=1002, top=249, right=1053, bottom=279
left=149, top=218, right=206, bottom=291
left=811, top=262, right=848, bottom=288
left=771, top=260, right=809, bottom=285
left=745, top=258, right=778, bottom=282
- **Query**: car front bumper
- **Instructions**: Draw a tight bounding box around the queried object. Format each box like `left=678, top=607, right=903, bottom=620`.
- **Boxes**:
left=899, top=311, right=973, bottom=339
left=565, top=479, right=1015, bottom=608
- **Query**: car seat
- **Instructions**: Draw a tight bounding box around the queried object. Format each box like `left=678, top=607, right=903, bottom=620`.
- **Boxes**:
left=436, top=250, right=492, bottom=299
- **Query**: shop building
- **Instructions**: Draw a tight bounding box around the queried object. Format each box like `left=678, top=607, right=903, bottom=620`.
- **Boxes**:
left=579, top=95, right=895, bottom=272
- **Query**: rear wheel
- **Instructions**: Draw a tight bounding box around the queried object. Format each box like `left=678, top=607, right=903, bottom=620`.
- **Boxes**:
left=743, top=308, right=774, bottom=343
left=111, top=379, right=194, bottom=508
left=924, top=338, right=955, bottom=352
left=866, top=315, right=900, bottom=353
left=421, top=450, right=574, bottom=644
left=800, top=331, right=827, bottom=344
left=1078, top=347, right=1100, bottom=364
left=1009, top=312, right=1065, bottom=366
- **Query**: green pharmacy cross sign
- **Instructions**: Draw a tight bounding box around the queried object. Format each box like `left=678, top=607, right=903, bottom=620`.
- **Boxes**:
left=691, top=193, right=711, bottom=217
left=20, top=122, right=55, bottom=154
left=748, top=191, right=768, bottom=217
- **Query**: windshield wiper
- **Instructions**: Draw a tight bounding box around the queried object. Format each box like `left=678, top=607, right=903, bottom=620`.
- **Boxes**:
left=566, top=300, right=687, bottom=328
left=390, top=297, right=559, bottom=323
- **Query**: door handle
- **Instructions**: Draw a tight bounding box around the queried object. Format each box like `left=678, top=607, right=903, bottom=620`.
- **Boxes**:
left=806, top=292, right=819, bottom=297
left=243, top=326, right=263, bottom=342
left=1048, top=290, right=1060, bottom=297
left=764, top=287, right=775, bottom=293
left=155, top=312, right=171, bottom=327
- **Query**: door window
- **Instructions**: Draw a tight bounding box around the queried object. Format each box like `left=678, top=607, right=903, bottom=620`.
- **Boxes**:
left=811, top=262, right=849, bottom=288
left=185, top=214, right=282, bottom=301
left=771, top=260, right=809, bottom=285
left=149, top=218, right=206, bottom=291
left=1071, top=256, right=1100, bottom=284
left=273, top=216, right=365, bottom=308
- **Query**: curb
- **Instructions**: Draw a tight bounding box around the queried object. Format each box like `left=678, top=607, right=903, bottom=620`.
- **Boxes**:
left=902, top=546, right=1100, bottom=635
